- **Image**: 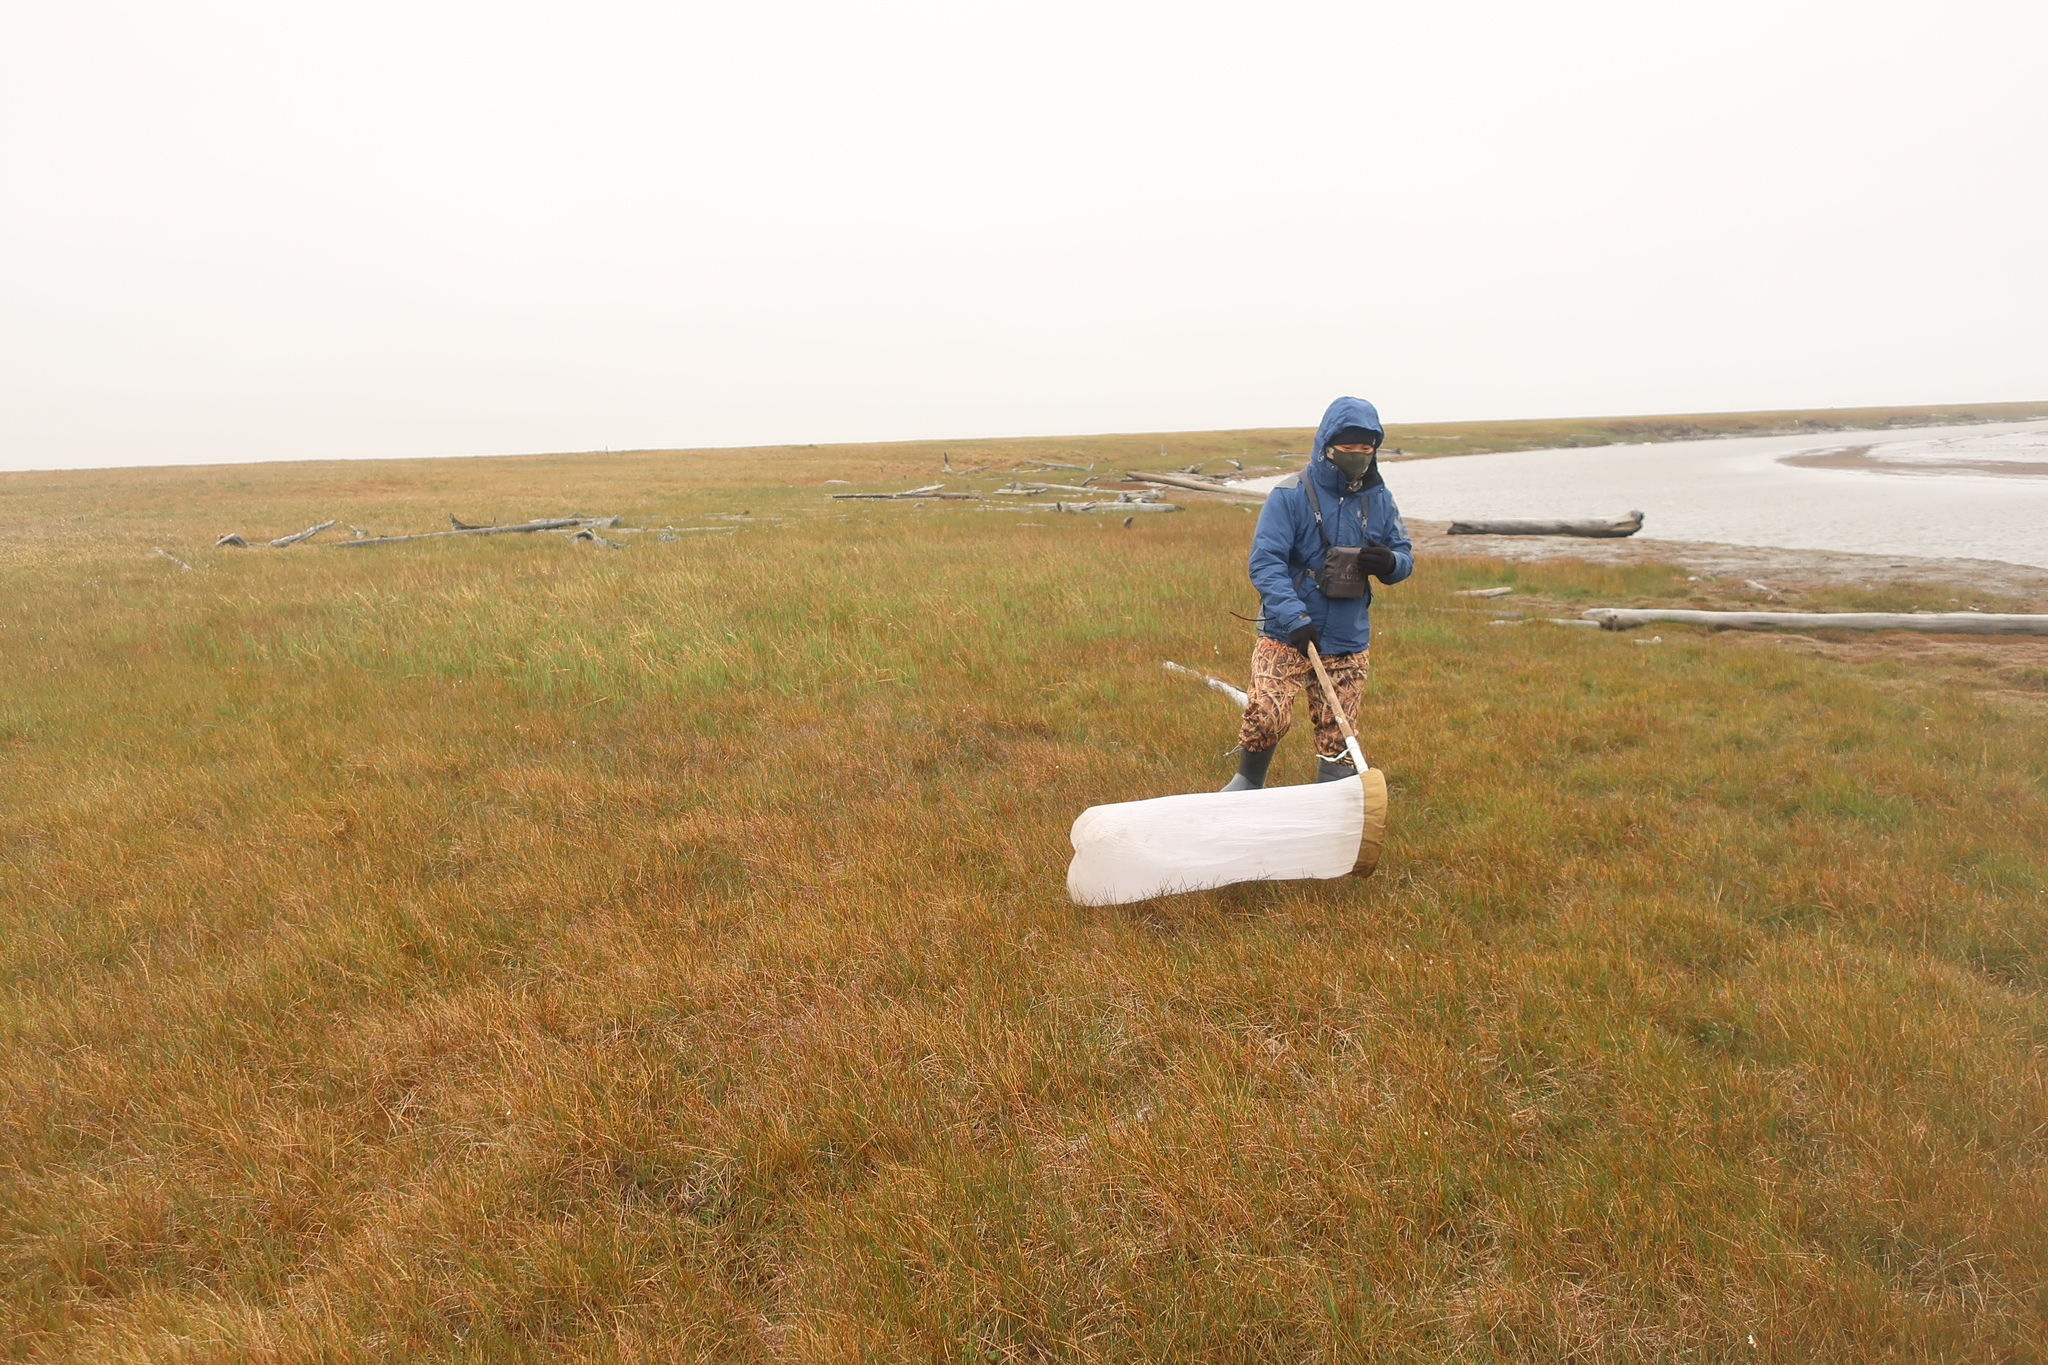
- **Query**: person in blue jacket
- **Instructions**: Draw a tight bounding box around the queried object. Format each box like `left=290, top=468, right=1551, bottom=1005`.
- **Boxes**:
left=1222, top=395, right=1414, bottom=790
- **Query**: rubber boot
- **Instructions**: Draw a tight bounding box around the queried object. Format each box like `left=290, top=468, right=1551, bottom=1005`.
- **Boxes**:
left=1316, top=753, right=1359, bottom=783
left=1220, top=745, right=1276, bottom=792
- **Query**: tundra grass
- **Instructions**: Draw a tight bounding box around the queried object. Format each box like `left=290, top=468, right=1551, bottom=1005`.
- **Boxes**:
left=1, top=444, right=2045, bottom=1362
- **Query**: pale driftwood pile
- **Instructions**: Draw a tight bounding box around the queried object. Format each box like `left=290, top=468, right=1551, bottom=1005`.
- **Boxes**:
left=830, top=461, right=1279, bottom=510
left=208, top=515, right=627, bottom=551
left=830, top=483, right=979, bottom=501
left=330, top=516, right=621, bottom=547
left=1055, top=499, right=1180, bottom=515
left=830, top=476, right=1192, bottom=509
left=994, top=481, right=1102, bottom=495
left=1583, top=608, right=2048, bottom=637
left=1448, top=510, right=1644, bottom=538
left=1122, top=470, right=1265, bottom=500
left=990, top=479, right=1179, bottom=515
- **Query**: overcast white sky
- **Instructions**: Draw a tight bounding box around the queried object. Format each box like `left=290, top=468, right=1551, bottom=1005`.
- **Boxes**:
left=2, top=0, right=2044, bottom=471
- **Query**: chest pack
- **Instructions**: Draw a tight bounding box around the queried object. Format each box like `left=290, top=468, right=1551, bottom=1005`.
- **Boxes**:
left=1296, top=474, right=1367, bottom=599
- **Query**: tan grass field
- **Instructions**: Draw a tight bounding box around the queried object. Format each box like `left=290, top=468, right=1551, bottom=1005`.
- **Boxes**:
left=3, top=409, right=2046, bottom=1361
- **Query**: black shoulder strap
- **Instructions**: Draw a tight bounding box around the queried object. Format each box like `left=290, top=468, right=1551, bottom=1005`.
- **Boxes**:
left=1301, top=470, right=1333, bottom=562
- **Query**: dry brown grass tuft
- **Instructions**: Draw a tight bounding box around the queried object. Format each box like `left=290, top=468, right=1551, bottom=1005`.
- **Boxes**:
left=2, top=428, right=2044, bottom=1361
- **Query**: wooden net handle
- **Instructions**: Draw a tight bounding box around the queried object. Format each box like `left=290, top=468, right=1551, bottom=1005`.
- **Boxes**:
left=1305, top=641, right=1368, bottom=773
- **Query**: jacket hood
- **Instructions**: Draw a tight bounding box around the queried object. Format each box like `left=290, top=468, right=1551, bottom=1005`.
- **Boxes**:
left=1311, top=395, right=1386, bottom=491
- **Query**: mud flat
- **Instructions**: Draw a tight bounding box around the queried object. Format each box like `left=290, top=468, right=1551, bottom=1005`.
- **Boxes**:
left=1409, top=518, right=2048, bottom=601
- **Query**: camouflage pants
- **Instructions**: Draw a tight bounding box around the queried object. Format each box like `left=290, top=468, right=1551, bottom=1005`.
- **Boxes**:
left=1236, top=636, right=1370, bottom=757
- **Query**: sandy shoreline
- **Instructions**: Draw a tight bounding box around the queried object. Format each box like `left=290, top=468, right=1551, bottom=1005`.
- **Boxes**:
left=1411, top=518, right=2048, bottom=602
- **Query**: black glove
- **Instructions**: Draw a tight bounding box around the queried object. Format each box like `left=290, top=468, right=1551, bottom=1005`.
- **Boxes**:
left=1287, top=622, right=1320, bottom=653
left=1358, top=544, right=1398, bottom=580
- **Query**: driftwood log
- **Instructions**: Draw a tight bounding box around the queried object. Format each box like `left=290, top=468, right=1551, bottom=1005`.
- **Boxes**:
left=995, top=481, right=1100, bottom=495
left=830, top=484, right=979, bottom=500
left=1122, top=470, right=1264, bottom=499
left=331, top=517, right=595, bottom=547
left=1162, top=660, right=1248, bottom=707
left=1055, top=500, right=1181, bottom=514
left=1584, top=608, right=2048, bottom=637
left=832, top=483, right=942, bottom=499
left=271, top=519, right=337, bottom=548
left=1448, top=510, right=1644, bottom=538
left=217, top=525, right=335, bottom=547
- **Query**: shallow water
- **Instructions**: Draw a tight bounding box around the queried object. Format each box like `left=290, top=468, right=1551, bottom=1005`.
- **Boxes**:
left=1242, top=420, right=2048, bottom=569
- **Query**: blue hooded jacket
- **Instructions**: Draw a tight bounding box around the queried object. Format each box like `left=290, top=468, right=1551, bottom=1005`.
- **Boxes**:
left=1248, top=396, right=1414, bottom=655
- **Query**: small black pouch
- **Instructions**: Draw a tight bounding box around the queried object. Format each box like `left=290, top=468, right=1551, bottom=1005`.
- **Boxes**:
left=1315, top=545, right=1367, bottom=599
left=1302, top=475, right=1368, bottom=598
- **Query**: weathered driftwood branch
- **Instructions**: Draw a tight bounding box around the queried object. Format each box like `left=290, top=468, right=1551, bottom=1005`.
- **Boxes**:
left=995, top=481, right=1100, bottom=495
left=831, top=483, right=946, bottom=500
left=451, top=512, right=619, bottom=529
left=1448, top=510, right=1644, bottom=538
left=271, top=519, right=337, bottom=548
left=1122, top=470, right=1264, bottom=499
left=1163, top=660, right=1248, bottom=707
left=1454, top=586, right=1515, bottom=598
left=330, top=517, right=591, bottom=547
left=1017, top=460, right=1092, bottom=472
left=152, top=547, right=194, bottom=570
left=1584, top=608, right=2048, bottom=636
left=1055, top=500, right=1181, bottom=514
left=566, top=528, right=622, bottom=548
left=219, top=521, right=341, bottom=547
left=333, top=530, right=461, bottom=546
left=834, top=492, right=981, bottom=501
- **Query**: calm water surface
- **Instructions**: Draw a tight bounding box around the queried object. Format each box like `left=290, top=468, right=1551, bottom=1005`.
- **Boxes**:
left=1248, top=420, right=2048, bottom=569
